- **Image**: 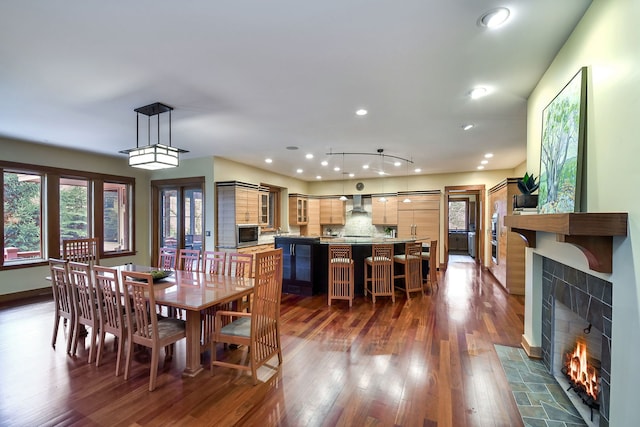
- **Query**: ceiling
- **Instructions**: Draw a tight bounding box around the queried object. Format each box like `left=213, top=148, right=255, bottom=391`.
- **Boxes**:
left=0, top=1, right=591, bottom=181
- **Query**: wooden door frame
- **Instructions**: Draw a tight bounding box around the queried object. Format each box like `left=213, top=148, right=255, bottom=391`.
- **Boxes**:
left=443, top=185, right=485, bottom=269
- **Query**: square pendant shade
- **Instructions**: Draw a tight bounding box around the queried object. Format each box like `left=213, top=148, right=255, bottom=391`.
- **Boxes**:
left=120, top=102, right=188, bottom=169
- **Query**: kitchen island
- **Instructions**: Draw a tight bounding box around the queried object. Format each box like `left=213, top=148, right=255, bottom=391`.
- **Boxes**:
left=275, top=236, right=429, bottom=296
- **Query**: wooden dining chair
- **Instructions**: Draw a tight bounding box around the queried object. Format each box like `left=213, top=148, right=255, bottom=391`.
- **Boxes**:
left=93, top=265, right=127, bottom=376
left=67, top=261, right=100, bottom=363
left=202, top=251, right=226, bottom=274
left=177, top=248, right=201, bottom=271
left=62, top=237, right=99, bottom=266
left=421, top=240, right=439, bottom=292
left=121, top=270, right=186, bottom=392
left=364, top=244, right=395, bottom=303
left=158, top=247, right=177, bottom=270
left=393, top=242, right=424, bottom=299
left=328, top=245, right=354, bottom=307
left=211, top=248, right=283, bottom=385
left=49, top=258, right=75, bottom=354
left=227, top=252, right=254, bottom=312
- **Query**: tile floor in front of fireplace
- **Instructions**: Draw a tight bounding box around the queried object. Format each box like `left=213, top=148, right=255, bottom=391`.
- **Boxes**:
left=495, top=345, right=587, bottom=427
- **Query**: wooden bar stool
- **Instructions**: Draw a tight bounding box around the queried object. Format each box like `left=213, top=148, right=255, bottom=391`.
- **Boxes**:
left=394, top=242, right=424, bottom=298
left=328, top=245, right=354, bottom=307
left=364, top=244, right=395, bottom=303
left=421, top=240, right=439, bottom=292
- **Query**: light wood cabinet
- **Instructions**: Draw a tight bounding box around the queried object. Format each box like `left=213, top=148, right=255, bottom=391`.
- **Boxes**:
left=235, top=186, right=259, bottom=224
left=216, top=181, right=260, bottom=248
left=306, top=198, right=321, bottom=236
left=488, top=178, right=525, bottom=295
left=289, top=195, right=308, bottom=225
left=259, top=187, right=269, bottom=226
left=319, top=198, right=345, bottom=225
left=371, top=195, right=397, bottom=225
left=236, top=243, right=275, bottom=277
left=397, top=192, right=440, bottom=241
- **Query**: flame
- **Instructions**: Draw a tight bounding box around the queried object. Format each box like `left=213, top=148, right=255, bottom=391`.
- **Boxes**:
left=565, top=340, right=599, bottom=400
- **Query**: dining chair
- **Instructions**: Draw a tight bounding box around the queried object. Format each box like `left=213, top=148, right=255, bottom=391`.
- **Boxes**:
left=364, top=244, right=395, bottom=303
left=211, top=248, right=283, bottom=385
left=202, top=251, right=226, bottom=274
left=177, top=248, right=201, bottom=271
left=93, top=265, right=127, bottom=376
left=328, top=245, right=354, bottom=307
left=121, top=270, right=186, bottom=392
left=421, top=240, right=439, bottom=292
left=227, top=252, right=254, bottom=312
left=67, top=261, right=100, bottom=363
left=158, top=247, right=177, bottom=270
left=393, top=242, right=424, bottom=299
left=49, top=258, right=75, bottom=354
left=62, top=237, right=99, bottom=266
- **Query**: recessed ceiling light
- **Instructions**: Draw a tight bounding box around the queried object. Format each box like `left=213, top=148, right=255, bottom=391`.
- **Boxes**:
left=296, top=168, right=303, bottom=173
left=321, top=160, right=328, bottom=166
left=334, top=166, right=340, bottom=172
left=470, top=87, right=488, bottom=99
left=316, top=175, right=322, bottom=180
left=394, top=161, right=401, bottom=167
left=306, top=153, right=314, bottom=159
left=484, top=153, right=494, bottom=158
left=481, top=160, right=488, bottom=165
left=362, top=165, right=369, bottom=169
left=286, top=146, right=299, bottom=150
left=356, top=109, right=368, bottom=116
left=349, top=173, right=355, bottom=178
left=414, top=168, right=421, bottom=173
left=462, top=124, right=474, bottom=131
left=477, top=165, right=485, bottom=170
left=478, top=7, right=510, bottom=28
left=265, top=158, right=273, bottom=164
left=378, top=171, right=385, bottom=176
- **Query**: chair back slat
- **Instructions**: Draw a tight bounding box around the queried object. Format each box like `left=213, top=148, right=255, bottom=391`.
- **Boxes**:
left=121, top=271, right=157, bottom=344
left=203, top=251, right=226, bottom=274
left=68, top=261, right=98, bottom=326
left=227, top=253, right=253, bottom=278
left=63, top=238, right=99, bottom=265
left=50, top=259, right=73, bottom=317
left=93, top=265, right=125, bottom=333
left=177, top=249, right=201, bottom=271
left=158, top=247, right=177, bottom=270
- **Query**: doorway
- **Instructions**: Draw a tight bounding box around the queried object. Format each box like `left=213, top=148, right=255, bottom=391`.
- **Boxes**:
left=443, top=185, right=485, bottom=268
left=151, top=177, right=205, bottom=265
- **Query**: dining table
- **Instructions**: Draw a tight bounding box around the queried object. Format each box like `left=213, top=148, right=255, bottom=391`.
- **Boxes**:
left=114, top=264, right=255, bottom=377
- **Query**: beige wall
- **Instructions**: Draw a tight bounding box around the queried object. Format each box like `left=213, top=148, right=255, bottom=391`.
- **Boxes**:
left=526, top=0, right=640, bottom=422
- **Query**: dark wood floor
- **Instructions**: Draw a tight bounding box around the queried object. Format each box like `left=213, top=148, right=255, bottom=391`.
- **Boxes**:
left=0, top=258, right=525, bottom=426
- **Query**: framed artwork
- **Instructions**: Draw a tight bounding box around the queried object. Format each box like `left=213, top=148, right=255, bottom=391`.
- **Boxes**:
left=538, top=67, right=587, bottom=214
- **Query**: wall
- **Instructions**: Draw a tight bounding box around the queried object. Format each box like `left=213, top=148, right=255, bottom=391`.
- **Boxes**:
left=526, top=0, right=640, bottom=423
left=0, top=137, right=150, bottom=296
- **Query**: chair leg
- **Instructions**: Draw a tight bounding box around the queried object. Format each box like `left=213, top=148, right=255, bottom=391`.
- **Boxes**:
left=115, top=335, right=124, bottom=376
left=87, top=327, right=98, bottom=364
left=149, top=346, right=160, bottom=392
left=52, top=315, right=60, bottom=348
left=96, top=329, right=106, bottom=367
left=124, top=336, right=133, bottom=381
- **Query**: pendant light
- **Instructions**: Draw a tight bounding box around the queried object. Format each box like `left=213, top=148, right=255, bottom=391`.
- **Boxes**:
left=339, top=153, right=348, bottom=201
left=378, top=149, right=387, bottom=202
left=403, top=158, right=412, bottom=203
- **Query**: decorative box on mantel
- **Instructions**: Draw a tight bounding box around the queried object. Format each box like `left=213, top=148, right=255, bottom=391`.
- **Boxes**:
left=504, top=213, right=628, bottom=273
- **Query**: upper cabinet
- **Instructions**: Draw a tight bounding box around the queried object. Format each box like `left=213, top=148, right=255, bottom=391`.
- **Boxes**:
left=371, top=195, right=397, bottom=225
left=289, top=194, right=308, bottom=225
left=396, top=192, right=440, bottom=241
left=259, top=186, right=269, bottom=226
left=216, top=181, right=260, bottom=248
left=235, top=185, right=259, bottom=224
left=319, top=198, right=346, bottom=225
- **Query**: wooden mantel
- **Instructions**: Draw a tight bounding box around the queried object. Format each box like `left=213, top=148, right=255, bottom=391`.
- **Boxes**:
left=504, top=212, right=628, bottom=273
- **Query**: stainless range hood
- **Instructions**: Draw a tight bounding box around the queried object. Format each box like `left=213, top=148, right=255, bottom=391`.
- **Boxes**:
left=350, top=194, right=368, bottom=214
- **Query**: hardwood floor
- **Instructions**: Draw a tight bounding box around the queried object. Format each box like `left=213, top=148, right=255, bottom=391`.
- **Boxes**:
left=0, top=260, right=525, bottom=426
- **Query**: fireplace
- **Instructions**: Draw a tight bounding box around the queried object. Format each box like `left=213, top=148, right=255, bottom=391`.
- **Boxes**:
left=541, top=257, right=611, bottom=426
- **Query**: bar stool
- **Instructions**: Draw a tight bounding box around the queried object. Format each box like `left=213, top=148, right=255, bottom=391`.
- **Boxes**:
left=364, top=244, right=395, bottom=303
left=328, top=245, right=354, bottom=307
left=394, top=242, right=424, bottom=299
left=421, top=240, right=439, bottom=292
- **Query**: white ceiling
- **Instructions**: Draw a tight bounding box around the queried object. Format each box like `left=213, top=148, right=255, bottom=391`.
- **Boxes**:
left=0, top=1, right=591, bottom=181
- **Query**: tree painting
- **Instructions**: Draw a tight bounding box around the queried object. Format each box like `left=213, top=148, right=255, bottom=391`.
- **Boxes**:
left=538, top=68, right=586, bottom=213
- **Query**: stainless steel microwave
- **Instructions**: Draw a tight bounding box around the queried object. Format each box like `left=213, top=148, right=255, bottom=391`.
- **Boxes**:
left=237, top=224, right=259, bottom=247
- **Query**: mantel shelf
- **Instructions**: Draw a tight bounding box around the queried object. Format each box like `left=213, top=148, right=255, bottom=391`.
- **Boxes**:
left=504, top=212, right=628, bottom=274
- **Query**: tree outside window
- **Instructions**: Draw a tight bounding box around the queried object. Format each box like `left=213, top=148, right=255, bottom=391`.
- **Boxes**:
left=448, top=200, right=468, bottom=231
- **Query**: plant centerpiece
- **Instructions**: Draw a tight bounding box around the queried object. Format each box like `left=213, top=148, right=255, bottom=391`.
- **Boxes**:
left=514, top=172, right=539, bottom=209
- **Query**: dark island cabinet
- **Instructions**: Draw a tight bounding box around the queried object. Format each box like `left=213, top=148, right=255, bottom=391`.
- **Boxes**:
left=275, top=237, right=322, bottom=296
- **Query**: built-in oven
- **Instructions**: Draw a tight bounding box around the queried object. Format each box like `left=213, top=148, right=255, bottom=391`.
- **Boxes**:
left=237, top=224, right=259, bottom=247
left=491, top=213, right=499, bottom=263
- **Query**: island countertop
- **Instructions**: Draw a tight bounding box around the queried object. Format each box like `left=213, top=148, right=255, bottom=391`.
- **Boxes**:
left=273, top=235, right=429, bottom=244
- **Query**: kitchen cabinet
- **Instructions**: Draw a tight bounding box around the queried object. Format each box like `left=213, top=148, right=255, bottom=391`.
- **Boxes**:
left=397, top=192, right=440, bottom=240
left=216, top=181, right=260, bottom=248
left=319, top=198, right=345, bottom=225
left=288, top=194, right=308, bottom=225
left=235, top=185, right=259, bottom=224
left=488, top=178, right=525, bottom=295
left=371, top=195, right=397, bottom=225
left=306, top=198, right=321, bottom=236
left=275, top=237, right=320, bottom=296
left=259, top=187, right=269, bottom=227
left=448, top=232, right=468, bottom=252
left=236, top=243, right=275, bottom=276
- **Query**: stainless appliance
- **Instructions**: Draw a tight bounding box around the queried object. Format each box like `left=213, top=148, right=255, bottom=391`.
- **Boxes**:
left=468, top=232, right=476, bottom=258
left=237, top=224, right=259, bottom=247
left=491, top=213, right=498, bottom=262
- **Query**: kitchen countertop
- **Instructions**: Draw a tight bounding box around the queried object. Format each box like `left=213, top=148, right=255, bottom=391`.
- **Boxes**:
left=273, top=235, right=429, bottom=245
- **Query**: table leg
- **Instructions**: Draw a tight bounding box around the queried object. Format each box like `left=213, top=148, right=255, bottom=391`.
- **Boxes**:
left=182, top=310, right=204, bottom=377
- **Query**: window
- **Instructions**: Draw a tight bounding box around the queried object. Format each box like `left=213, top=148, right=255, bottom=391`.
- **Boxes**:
left=448, top=199, right=468, bottom=231
left=1, top=161, right=135, bottom=268
left=3, top=171, right=43, bottom=264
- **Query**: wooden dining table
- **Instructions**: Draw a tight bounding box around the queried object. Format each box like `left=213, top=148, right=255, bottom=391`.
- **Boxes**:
left=115, top=264, right=254, bottom=377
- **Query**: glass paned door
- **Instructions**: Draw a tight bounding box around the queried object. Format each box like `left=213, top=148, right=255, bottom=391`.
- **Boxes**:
left=184, top=188, right=203, bottom=251
left=160, top=189, right=178, bottom=249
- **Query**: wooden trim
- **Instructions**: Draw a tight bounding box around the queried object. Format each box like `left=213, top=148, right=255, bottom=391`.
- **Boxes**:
left=520, top=335, right=542, bottom=359
left=505, top=212, right=628, bottom=273
left=0, top=287, right=52, bottom=305
left=0, top=160, right=135, bottom=184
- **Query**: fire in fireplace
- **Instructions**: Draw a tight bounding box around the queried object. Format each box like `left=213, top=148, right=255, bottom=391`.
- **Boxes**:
left=562, top=338, right=600, bottom=420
